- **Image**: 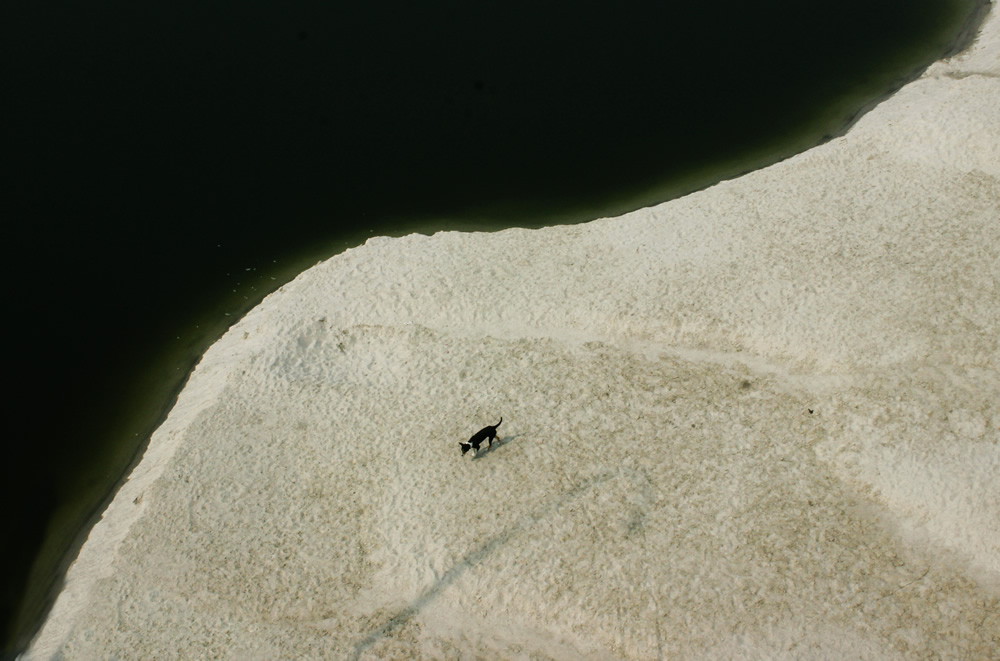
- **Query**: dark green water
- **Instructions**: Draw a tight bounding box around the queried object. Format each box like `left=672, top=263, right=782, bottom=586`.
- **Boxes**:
left=3, top=0, right=988, bottom=655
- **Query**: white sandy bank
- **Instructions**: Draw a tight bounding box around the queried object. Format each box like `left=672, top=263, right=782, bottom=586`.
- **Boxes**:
left=28, top=9, right=999, bottom=660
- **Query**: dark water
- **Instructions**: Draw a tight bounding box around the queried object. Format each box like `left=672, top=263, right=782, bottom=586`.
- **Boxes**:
left=2, top=0, right=987, bottom=655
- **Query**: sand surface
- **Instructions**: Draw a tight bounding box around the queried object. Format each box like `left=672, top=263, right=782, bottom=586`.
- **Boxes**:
left=27, top=9, right=1000, bottom=660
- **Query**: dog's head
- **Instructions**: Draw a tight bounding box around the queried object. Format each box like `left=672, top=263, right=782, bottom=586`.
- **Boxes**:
left=460, top=442, right=471, bottom=455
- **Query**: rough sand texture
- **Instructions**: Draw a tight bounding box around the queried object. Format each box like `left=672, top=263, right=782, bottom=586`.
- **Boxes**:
left=28, top=10, right=1000, bottom=661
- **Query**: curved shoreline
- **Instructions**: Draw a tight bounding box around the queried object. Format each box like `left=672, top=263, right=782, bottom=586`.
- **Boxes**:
left=24, top=6, right=1000, bottom=659
left=5, top=2, right=992, bottom=656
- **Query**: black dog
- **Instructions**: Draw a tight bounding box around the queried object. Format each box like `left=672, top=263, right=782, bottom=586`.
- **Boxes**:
left=460, top=418, right=502, bottom=456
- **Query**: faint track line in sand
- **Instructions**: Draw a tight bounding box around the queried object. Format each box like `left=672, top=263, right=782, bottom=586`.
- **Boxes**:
left=351, top=470, right=620, bottom=658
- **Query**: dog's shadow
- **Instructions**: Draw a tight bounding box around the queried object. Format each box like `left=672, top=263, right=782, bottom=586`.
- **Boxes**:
left=471, top=434, right=521, bottom=460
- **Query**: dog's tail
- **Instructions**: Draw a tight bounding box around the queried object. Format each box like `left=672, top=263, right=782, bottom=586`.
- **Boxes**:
left=496, top=417, right=502, bottom=428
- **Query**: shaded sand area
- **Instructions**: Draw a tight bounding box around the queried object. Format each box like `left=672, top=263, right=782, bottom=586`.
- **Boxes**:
left=27, top=10, right=999, bottom=661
